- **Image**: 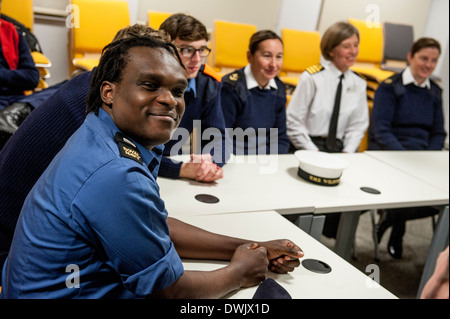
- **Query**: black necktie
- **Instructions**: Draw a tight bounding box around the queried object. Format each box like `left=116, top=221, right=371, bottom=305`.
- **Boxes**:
left=327, top=74, right=344, bottom=152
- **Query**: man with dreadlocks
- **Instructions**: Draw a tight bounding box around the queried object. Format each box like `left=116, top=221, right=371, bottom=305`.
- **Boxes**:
left=0, top=24, right=171, bottom=282
left=1, top=35, right=303, bottom=299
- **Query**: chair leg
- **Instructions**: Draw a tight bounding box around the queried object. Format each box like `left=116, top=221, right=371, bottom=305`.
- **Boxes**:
left=370, top=209, right=381, bottom=261
left=352, top=239, right=358, bottom=260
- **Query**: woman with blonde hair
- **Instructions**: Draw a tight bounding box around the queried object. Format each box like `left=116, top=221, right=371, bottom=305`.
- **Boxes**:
left=286, top=21, right=368, bottom=154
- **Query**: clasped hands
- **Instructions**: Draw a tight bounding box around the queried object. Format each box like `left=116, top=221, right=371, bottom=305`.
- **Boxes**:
left=179, top=153, right=223, bottom=182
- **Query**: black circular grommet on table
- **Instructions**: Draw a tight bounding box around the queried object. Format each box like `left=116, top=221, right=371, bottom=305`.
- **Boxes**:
left=360, top=187, right=381, bottom=195
left=301, top=259, right=332, bottom=274
left=195, top=194, right=220, bottom=204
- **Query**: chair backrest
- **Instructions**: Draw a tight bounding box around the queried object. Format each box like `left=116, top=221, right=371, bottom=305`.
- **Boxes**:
left=383, top=22, right=414, bottom=62
left=71, top=0, right=130, bottom=57
left=281, top=28, right=321, bottom=73
left=211, top=20, right=257, bottom=72
left=2, top=0, right=34, bottom=31
left=147, top=11, right=171, bottom=29
left=348, top=18, right=384, bottom=64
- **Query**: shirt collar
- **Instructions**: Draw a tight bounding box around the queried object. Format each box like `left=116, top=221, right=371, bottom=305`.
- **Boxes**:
left=244, top=64, right=278, bottom=90
left=327, top=62, right=350, bottom=80
left=402, top=66, right=431, bottom=89
left=98, top=108, right=164, bottom=171
left=185, top=78, right=197, bottom=98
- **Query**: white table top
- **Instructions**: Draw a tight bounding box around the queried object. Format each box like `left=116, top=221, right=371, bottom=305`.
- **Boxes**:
left=364, top=151, right=449, bottom=193
left=158, top=153, right=449, bottom=217
left=178, top=211, right=397, bottom=299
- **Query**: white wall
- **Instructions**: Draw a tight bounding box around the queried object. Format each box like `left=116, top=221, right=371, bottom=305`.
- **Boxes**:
left=33, top=15, right=69, bottom=86
left=126, top=0, right=139, bottom=25
left=34, top=0, right=69, bottom=11
left=424, top=0, right=450, bottom=146
left=136, top=0, right=281, bottom=31
left=276, top=0, right=322, bottom=33
left=318, top=0, right=432, bottom=37
left=31, top=0, right=449, bottom=101
left=423, top=0, right=449, bottom=78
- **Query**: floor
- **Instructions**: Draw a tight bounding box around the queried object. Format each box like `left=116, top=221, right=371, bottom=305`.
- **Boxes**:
left=320, top=211, right=436, bottom=299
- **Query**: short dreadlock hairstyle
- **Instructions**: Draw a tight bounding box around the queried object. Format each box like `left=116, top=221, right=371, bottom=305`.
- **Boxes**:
left=86, top=36, right=185, bottom=115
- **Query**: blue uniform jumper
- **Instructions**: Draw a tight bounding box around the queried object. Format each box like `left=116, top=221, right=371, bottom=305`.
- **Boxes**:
left=1, top=109, right=184, bottom=298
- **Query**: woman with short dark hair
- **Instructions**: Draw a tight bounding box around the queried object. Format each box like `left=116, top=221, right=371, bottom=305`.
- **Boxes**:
left=220, top=30, right=290, bottom=155
left=369, top=37, right=446, bottom=259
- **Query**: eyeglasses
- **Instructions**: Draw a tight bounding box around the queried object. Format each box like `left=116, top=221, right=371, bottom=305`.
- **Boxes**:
left=177, top=46, right=211, bottom=58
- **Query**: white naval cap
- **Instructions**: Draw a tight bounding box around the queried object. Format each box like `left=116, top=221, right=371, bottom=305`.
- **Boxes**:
left=294, top=150, right=349, bottom=186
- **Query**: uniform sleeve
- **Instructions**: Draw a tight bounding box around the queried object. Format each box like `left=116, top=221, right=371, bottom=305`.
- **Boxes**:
left=158, top=156, right=183, bottom=179
left=286, top=73, right=319, bottom=151
left=200, top=85, right=230, bottom=166
left=219, top=81, right=242, bottom=129
left=428, top=88, right=446, bottom=150
left=370, top=83, right=406, bottom=150
left=70, top=159, right=183, bottom=296
left=0, top=32, right=40, bottom=91
left=274, top=87, right=290, bottom=154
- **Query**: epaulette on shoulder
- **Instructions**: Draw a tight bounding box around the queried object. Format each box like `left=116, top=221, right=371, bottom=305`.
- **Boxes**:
left=430, top=78, right=443, bottom=92
left=306, top=64, right=324, bottom=75
left=203, top=64, right=222, bottom=83
left=222, top=70, right=242, bottom=87
left=114, top=132, right=143, bottom=165
left=382, top=73, right=402, bottom=86
left=351, top=70, right=367, bottom=81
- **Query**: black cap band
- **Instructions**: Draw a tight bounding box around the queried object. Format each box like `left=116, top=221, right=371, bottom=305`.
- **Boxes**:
left=297, top=167, right=341, bottom=186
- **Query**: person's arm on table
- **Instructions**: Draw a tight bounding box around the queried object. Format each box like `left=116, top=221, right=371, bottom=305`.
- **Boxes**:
left=179, top=154, right=223, bottom=182
left=150, top=242, right=268, bottom=298
left=167, top=217, right=303, bottom=274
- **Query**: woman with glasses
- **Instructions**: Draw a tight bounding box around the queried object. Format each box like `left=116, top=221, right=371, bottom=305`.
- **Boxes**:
left=219, top=30, right=290, bottom=155
left=159, top=13, right=228, bottom=183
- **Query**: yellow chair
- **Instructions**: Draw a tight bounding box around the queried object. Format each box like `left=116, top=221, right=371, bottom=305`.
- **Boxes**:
left=147, top=11, right=172, bottom=30
left=2, top=0, right=52, bottom=90
left=357, top=100, right=373, bottom=152
left=280, top=28, right=321, bottom=89
left=69, top=0, right=130, bottom=75
left=2, top=0, right=33, bottom=30
left=209, top=20, right=257, bottom=76
left=348, top=18, right=394, bottom=84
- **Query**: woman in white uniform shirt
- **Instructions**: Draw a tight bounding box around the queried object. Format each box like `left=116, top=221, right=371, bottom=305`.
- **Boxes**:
left=286, top=22, right=368, bottom=153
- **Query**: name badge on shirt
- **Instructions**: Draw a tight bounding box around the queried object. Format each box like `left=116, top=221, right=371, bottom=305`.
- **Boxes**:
left=347, top=85, right=358, bottom=93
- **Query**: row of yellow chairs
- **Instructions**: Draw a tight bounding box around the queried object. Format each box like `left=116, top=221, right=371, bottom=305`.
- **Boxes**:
left=4, top=0, right=414, bottom=94
left=68, top=1, right=412, bottom=87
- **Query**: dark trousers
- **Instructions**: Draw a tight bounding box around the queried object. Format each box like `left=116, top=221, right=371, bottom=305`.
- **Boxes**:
left=382, top=206, right=439, bottom=240
left=310, top=136, right=344, bottom=238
